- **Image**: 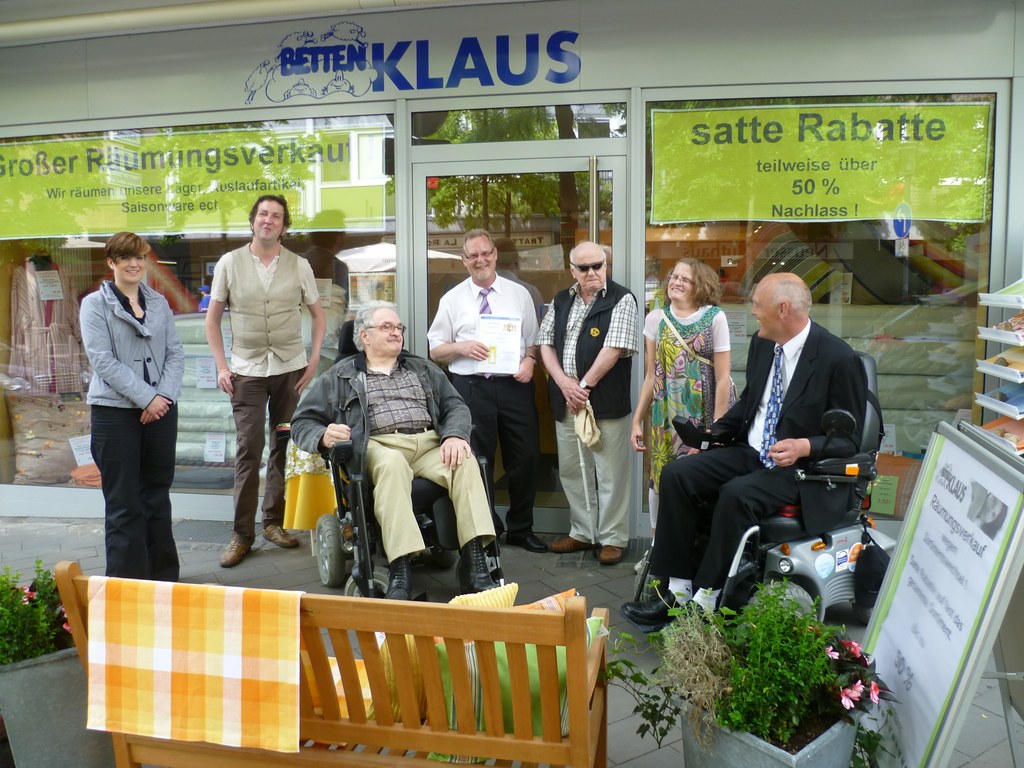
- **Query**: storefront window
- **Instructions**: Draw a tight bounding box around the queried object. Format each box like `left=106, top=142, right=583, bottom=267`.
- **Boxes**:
left=0, top=115, right=394, bottom=490
left=412, top=103, right=626, bottom=144
left=643, top=93, right=995, bottom=519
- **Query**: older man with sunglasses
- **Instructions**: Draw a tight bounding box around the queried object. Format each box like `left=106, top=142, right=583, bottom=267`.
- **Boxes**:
left=538, top=242, right=639, bottom=565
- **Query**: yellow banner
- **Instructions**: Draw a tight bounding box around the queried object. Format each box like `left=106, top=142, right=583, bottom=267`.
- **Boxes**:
left=0, top=126, right=386, bottom=238
left=650, top=102, right=992, bottom=224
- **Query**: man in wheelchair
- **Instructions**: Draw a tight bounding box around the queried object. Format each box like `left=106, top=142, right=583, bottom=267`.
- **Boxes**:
left=621, top=273, right=868, bottom=628
left=291, top=301, right=498, bottom=600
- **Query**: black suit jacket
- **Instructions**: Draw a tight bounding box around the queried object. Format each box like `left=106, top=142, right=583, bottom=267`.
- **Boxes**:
left=716, top=320, right=868, bottom=532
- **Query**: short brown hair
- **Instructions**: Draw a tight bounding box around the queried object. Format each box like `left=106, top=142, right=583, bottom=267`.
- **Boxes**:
left=672, top=258, right=721, bottom=306
left=105, top=231, right=149, bottom=262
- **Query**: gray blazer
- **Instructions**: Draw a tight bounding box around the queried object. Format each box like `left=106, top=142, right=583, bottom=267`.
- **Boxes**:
left=80, top=281, right=185, bottom=409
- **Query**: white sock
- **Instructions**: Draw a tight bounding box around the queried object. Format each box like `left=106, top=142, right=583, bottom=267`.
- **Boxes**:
left=692, top=587, right=721, bottom=613
left=668, top=577, right=692, bottom=601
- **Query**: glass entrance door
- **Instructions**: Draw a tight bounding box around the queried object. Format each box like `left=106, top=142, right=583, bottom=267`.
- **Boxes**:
left=412, top=156, right=624, bottom=529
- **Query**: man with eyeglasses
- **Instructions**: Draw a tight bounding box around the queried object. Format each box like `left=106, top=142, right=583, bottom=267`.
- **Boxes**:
left=428, top=229, right=546, bottom=553
left=291, top=301, right=498, bottom=599
left=206, top=194, right=327, bottom=568
left=538, top=241, right=639, bottom=565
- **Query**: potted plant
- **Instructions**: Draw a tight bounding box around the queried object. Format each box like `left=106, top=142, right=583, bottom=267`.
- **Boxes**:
left=608, top=580, right=893, bottom=768
left=0, top=560, right=112, bottom=768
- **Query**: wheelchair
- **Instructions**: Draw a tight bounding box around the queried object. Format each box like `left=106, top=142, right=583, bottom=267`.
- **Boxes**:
left=634, top=351, right=895, bottom=623
left=312, top=320, right=503, bottom=599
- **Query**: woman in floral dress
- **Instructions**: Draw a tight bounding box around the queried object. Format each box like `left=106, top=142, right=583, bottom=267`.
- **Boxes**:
left=631, top=258, right=734, bottom=528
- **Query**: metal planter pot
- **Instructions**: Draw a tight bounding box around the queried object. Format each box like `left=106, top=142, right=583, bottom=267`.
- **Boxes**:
left=0, top=647, right=113, bottom=768
left=680, top=716, right=856, bottom=768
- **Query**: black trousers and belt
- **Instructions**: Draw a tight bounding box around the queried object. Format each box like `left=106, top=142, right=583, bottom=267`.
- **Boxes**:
left=451, top=373, right=539, bottom=537
left=650, top=444, right=800, bottom=589
left=90, top=403, right=180, bottom=581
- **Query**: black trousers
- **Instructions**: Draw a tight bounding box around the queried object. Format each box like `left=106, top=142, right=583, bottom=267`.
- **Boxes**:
left=452, top=374, right=539, bottom=537
left=91, top=403, right=180, bottom=581
left=650, top=444, right=800, bottom=589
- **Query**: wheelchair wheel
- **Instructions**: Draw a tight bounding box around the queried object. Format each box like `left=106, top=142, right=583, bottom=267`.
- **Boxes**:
left=316, top=513, right=348, bottom=588
left=632, top=549, right=658, bottom=602
left=761, top=579, right=815, bottom=616
left=344, top=565, right=390, bottom=597
left=420, top=546, right=458, bottom=570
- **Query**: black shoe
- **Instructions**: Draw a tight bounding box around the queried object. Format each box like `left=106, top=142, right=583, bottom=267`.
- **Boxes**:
left=505, top=532, right=548, bottom=553
left=621, top=591, right=679, bottom=625
left=386, top=556, right=413, bottom=600
left=458, top=537, right=499, bottom=594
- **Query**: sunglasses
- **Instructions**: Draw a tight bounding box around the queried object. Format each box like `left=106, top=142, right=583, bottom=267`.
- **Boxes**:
left=571, top=261, right=605, bottom=274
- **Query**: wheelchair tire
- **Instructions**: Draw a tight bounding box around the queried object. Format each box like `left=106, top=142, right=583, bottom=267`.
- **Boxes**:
left=632, top=549, right=658, bottom=602
left=420, top=546, right=458, bottom=570
left=778, top=580, right=815, bottom=615
left=316, top=514, right=347, bottom=589
left=344, top=566, right=390, bottom=598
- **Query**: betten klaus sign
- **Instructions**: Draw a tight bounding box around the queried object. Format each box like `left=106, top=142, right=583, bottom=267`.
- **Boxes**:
left=243, top=20, right=581, bottom=104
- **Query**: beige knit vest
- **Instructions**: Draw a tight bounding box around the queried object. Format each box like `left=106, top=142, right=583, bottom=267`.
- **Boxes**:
left=225, top=245, right=305, bottom=363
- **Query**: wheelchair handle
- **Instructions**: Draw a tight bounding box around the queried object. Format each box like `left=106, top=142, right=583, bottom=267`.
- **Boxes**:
left=329, top=440, right=355, bottom=465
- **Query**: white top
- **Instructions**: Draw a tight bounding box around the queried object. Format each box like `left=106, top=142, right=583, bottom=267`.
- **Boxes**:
left=427, top=274, right=539, bottom=376
left=642, top=305, right=731, bottom=352
left=210, top=245, right=320, bottom=377
left=747, top=319, right=811, bottom=453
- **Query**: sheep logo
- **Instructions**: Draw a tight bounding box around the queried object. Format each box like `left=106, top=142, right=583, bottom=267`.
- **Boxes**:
left=244, top=22, right=377, bottom=104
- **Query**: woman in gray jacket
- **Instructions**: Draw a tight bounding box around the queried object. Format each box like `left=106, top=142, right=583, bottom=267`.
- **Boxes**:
left=80, top=232, right=185, bottom=580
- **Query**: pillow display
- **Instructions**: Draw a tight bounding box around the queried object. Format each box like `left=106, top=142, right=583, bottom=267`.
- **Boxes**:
left=429, top=614, right=604, bottom=763
left=372, top=583, right=520, bottom=722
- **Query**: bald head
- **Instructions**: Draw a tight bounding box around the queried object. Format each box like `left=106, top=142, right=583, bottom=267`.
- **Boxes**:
left=751, top=273, right=812, bottom=344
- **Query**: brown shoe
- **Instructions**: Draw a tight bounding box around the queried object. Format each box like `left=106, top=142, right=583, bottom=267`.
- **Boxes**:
left=263, top=525, right=300, bottom=549
left=598, top=545, right=624, bottom=565
left=220, top=539, right=250, bottom=568
left=548, top=536, right=598, bottom=554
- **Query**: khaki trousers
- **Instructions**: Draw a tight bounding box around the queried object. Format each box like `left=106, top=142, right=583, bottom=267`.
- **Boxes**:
left=366, top=430, right=495, bottom=561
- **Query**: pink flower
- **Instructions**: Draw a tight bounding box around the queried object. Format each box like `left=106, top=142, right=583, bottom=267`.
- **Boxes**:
left=840, top=681, right=865, bottom=710
left=870, top=680, right=880, bottom=704
left=841, top=639, right=864, bottom=658
left=826, top=645, right=839, bottom=660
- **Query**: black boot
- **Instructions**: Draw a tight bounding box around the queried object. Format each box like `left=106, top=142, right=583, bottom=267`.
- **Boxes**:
left=386, top=555, right=413, bottom=600
left=457, top=537, right=499, bottom=594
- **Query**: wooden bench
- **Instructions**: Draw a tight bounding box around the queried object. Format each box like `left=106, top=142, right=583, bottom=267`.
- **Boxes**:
left=55, top=561, right=608, bottom=768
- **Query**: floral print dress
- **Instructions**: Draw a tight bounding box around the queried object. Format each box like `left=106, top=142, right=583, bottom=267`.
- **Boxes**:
left=648, top=305, right=734, bottom=493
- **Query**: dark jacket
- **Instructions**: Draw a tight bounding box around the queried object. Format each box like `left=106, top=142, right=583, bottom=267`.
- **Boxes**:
left=716, top=321, right=869, bottom=532
left=547, top=280, right=636, bottom=421
left=290, top=350, right=472, bottom=475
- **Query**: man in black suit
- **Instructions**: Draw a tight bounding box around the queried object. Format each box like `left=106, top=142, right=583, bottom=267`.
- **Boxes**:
left=622, top=272, right=867, bottom=625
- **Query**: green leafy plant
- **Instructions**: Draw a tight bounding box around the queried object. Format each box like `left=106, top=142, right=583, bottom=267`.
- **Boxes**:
left=608, top=580, right=894, bottom=762
left=0, top=560, right=73, bottom=665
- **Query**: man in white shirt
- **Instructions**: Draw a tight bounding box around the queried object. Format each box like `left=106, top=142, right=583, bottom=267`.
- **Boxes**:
left=428, top=230, right=546, bottom=553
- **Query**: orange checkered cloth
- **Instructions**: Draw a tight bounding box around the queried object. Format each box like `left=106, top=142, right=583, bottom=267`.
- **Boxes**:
left=86, top=576, right=302, bottom=753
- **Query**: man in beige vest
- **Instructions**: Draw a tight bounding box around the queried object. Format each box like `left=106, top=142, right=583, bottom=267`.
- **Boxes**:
left=206, top=195, right=327, bottom=568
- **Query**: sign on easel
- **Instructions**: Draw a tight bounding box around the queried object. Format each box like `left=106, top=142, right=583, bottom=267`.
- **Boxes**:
left=864, top=421, right=1024, bottom=768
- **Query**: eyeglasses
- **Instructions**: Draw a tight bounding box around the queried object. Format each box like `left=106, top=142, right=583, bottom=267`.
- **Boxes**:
left=571, top=261, right=605, bottom=274
left=463, top=248, right=495, bottom=260
left=667, top=274, right=693, bottom=284
left=367, top=322, right=406, bottom=334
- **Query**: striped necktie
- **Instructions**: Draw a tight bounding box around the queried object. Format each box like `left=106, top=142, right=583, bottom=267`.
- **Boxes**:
left=479, top=287, right=492, bottom=315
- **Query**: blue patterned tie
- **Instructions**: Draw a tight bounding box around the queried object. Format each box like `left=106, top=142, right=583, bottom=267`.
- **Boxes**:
left=760, top=345, right=784, bottom=468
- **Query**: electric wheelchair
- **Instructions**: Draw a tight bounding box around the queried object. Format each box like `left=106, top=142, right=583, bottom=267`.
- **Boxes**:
left=634, top=351, right=894, bottom=622
left=313, top=320, right=503, bottom=599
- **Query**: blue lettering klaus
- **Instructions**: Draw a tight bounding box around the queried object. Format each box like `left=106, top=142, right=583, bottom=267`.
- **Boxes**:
left=243, top=20, right=580, bottom=103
